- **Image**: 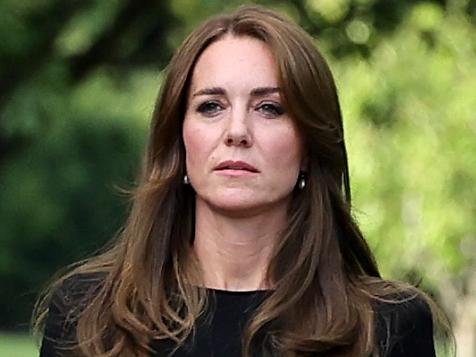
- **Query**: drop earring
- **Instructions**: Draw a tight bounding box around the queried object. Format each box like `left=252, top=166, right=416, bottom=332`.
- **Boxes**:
left=183, top=175, right=190, bottom=185
left=298, top=172, right=306, bottom=190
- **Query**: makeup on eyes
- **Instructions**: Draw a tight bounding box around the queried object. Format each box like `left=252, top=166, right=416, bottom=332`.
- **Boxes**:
left=195, top=100, right=285, bottom=119
left=196, top=101, right=224, bottom=116
left=192, top=87, right=286, bottom=119
left=256, top=101, right=285, bottom=117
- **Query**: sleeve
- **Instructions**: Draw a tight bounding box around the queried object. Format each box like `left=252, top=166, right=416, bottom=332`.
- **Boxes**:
left=375, top=295, right=436, bottom=357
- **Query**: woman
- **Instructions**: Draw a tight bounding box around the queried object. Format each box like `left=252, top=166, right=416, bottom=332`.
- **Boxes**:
left=34, top=5, right=449, bottom=357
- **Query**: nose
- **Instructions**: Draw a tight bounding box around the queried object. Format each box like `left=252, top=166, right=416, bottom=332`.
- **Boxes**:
left=224, top=107, right=253, bottom=147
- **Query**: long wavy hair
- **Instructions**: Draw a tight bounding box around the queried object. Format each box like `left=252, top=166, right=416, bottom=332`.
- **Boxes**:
left=33, top=5, right=448, bottom=357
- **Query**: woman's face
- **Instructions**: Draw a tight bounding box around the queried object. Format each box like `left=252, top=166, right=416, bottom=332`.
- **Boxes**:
left=183, top=36, right=305, bottom=216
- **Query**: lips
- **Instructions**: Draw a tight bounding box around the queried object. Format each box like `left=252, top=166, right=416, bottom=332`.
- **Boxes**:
left=214, top=160, right=259, bottom=173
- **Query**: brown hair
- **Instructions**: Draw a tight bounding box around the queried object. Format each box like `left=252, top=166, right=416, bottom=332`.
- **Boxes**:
left=33, top=5, right=450, bottom=356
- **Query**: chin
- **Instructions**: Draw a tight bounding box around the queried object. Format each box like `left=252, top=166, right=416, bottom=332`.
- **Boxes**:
left=210, top=196, right=263, bottom=212
left=200, top=190, right=289, bottom=217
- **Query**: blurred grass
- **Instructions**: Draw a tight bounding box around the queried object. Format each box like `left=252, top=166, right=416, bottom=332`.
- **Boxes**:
left=0, top=333, right=37, bottom=357
left=0, top=332, right=455, bottom=356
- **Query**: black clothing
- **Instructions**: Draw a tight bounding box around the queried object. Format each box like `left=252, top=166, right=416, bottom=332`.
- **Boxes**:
left=40, top=275, right=436, bottom=356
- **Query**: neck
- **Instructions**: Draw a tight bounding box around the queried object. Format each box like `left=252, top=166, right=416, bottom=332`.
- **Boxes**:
left=193, top=198, right=288, bottom=291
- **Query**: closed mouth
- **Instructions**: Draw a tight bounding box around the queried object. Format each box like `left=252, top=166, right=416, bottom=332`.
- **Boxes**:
left=214, top=160, right=259, bottom=173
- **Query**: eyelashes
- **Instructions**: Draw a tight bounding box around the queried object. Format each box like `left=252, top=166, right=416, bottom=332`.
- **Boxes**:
left=197, top=101, right=224, bottom=116
left=257, top=102, right=285, bottom=118
left=195, top=100, right=285, bottom=118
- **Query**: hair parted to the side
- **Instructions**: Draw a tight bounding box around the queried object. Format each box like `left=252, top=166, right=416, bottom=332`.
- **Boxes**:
left=33, top=5, right=451, bottom=357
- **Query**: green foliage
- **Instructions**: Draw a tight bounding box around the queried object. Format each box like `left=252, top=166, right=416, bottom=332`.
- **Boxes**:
left=0, top=67, right=152, bottom=328
left=337, top=5, right=476, bottom=288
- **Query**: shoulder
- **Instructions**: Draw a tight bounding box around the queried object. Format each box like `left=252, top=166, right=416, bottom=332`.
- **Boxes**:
left=49, top=272, right=105, bottom=314
left=40, top=272, right=105, bottom=356
left=374, top=292, right=435, bottom=357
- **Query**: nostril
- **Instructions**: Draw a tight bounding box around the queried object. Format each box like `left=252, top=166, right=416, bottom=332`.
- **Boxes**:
left=225, top=133, right=251, bottom=147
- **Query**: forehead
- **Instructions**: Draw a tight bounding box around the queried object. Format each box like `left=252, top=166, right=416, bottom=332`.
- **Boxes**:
left=189, top=36, right=280, bottom=92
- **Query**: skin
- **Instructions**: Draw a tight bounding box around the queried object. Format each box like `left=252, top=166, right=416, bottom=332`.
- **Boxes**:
left=183, top=36, right=306, bottom=291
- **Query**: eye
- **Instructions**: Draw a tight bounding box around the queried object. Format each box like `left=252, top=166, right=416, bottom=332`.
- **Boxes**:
left=196, top=101, right=224, bottom=116
left=256, top=102, right=285, bottom=118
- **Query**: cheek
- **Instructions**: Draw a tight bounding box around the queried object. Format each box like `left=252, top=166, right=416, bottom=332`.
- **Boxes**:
left=265, top=128, right=303, bottom=170
left=183, top=125, right=198, bottom=161
left=183, top=120, right=217, bottom=173
left=183, top=126, right=198, bottom=178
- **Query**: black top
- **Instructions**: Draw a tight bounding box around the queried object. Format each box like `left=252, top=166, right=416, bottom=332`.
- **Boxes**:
left=40, top=275, right=436, bottom=357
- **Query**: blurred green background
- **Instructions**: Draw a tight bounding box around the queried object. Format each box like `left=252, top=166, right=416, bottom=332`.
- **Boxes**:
left=0, top=0, right=474, bottom=356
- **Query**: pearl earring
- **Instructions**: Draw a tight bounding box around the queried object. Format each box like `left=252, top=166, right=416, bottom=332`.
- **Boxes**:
left=298, top=172, right=306, bottom=190
left=183, top=175, right=190, bottom=185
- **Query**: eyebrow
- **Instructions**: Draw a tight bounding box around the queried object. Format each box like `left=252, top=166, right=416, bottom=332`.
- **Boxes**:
left=192, top=86, right=281, bottom=97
